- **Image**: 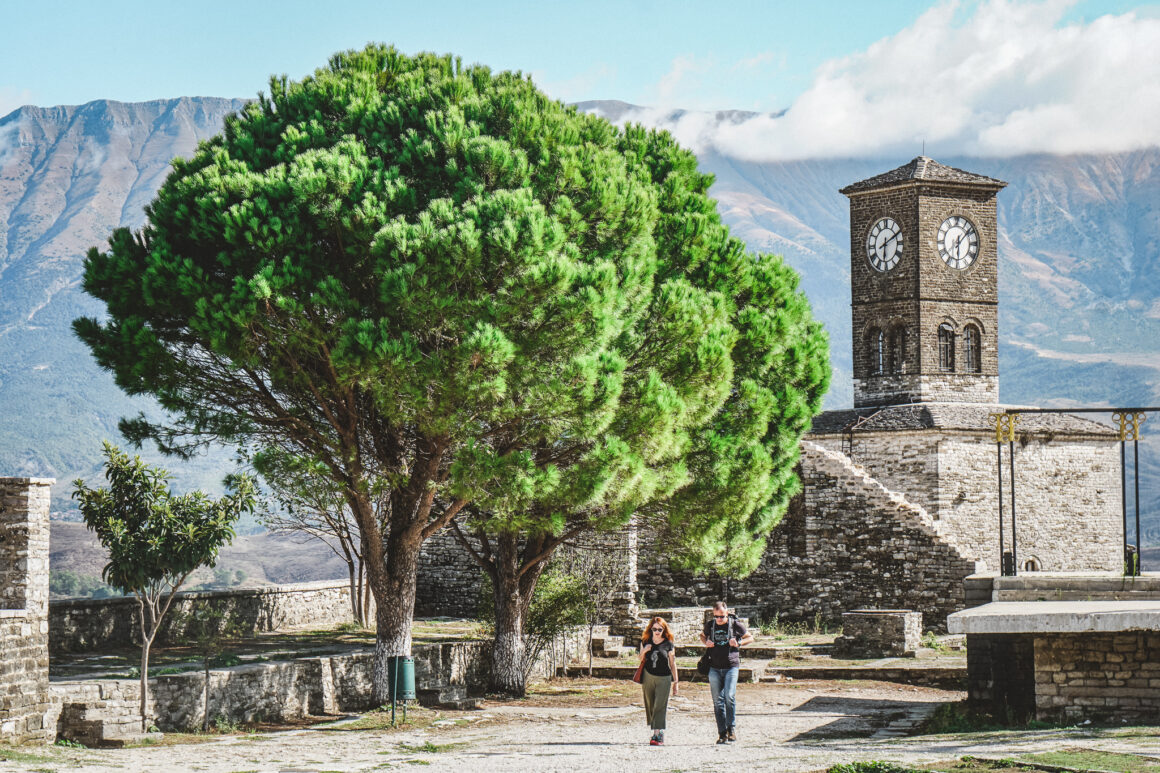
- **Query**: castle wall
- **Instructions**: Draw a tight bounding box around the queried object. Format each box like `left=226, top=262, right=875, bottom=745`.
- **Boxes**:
left=813, top=428, right=1120, bottom=574
left=0, top=477, right=54, bottom=744
left=937, top=435, right=1121, bottom=572
left=636, top=442, right=978, bottom=631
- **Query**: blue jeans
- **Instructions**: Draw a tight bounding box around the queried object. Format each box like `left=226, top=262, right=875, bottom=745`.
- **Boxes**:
left=707, top=665, right=739, bottom=735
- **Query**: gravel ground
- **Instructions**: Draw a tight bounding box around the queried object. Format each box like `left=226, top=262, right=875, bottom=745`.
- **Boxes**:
left=5, top=680, right=1160, bottom=773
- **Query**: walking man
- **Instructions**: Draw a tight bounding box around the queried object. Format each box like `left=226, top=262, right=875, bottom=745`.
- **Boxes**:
left=700, top=601, right=753, bottom=744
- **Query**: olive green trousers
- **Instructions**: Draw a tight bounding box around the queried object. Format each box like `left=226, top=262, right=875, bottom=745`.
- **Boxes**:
left=641, top=670, right=672, bottom=730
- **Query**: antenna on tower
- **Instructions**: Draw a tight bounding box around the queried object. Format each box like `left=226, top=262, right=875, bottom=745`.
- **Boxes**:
left=922, top=140, right=925, bottom=156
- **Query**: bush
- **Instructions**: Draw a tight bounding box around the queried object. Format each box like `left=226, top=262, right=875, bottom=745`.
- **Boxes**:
left=827, top=762, right=925, bottom=773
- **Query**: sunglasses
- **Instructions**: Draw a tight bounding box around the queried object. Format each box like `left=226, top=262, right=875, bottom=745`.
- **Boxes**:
left=651, top=627, right=664, bottom=633
left=713, top=614, right=727, bottom=619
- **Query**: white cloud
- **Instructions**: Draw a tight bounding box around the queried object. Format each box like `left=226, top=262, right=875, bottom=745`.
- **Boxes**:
left=614, top=0, right=1160, bottom=160
left=0, top=87, right=35, bottom=119
left=533, top=64, right=617, bottom=105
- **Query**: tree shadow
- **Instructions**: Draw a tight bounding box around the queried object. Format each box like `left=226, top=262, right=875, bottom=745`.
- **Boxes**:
left=784, top=695, right=932, bottom=741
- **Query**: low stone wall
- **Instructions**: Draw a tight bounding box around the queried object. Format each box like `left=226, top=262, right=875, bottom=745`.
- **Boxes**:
left=51, top=635, right=584, bottom=739
left=966, top=630, right=1160, bottom=724
left=50, top=580, right=359, bottom=653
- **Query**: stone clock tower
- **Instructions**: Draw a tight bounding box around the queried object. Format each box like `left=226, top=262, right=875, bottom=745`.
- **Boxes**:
left=840, top=157, right=1007, bottom=408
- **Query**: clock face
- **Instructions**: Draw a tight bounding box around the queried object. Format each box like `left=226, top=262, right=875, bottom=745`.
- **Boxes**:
left=937, top=216, right=979, bottom=269
left=865, top=217, right=903, bottom=272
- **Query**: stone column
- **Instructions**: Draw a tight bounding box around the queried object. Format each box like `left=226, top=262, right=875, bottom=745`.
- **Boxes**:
left=607, top=517, right=641, bottom=638
left=0, top=477, right=55, bottom=744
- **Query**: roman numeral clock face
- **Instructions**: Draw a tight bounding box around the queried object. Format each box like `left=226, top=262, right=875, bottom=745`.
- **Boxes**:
left=865, top=217, right=903, bottom=272
left=937, top=216, right=979, bottom=269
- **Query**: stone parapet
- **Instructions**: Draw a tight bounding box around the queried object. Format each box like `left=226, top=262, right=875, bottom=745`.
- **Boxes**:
left=50, top=579, right=360, bottom=652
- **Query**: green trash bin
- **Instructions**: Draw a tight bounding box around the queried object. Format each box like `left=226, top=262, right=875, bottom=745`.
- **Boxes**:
left=386, top=655, right=415, bottom=725
left=387, top=656, right=416, bottom=701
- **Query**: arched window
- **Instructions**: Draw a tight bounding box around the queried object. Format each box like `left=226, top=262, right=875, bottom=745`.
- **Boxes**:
left=871, top=328, right=884, bottom=375
left=938, top=324, right=956, bottom=372
left=964, top=324, right=982, bottom=373
left=888, top=326, right=906, bottom=374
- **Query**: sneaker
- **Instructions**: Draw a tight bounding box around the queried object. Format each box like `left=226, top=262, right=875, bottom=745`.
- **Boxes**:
left=716, top=734, right=728, bottom=744
left=650, top=737, right=661, bottom=746
left=726, top=728, right=736, bottom=742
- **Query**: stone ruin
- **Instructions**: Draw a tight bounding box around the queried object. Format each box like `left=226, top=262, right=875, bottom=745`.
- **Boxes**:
left=0, top=477, right=54, bottom=743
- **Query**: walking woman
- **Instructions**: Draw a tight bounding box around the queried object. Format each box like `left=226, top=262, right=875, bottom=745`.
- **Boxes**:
left=638, top=616, right=679, bottom=745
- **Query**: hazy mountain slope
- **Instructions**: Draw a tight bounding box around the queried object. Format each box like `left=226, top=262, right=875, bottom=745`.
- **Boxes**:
left=1, top=97, right=1156, bottom=543
left=0, top=98, right=248, bottom=510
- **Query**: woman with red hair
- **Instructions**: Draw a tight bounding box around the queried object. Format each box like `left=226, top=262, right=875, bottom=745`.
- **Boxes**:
left=638, top=616, right=679, bottom=745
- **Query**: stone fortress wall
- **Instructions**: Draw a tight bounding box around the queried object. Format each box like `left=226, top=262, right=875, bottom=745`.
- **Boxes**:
left=50, top=579, right=360, bottom=653
left=0, top=478, right=55, bottom=744
left=810, top=409, right=1122, bottom=574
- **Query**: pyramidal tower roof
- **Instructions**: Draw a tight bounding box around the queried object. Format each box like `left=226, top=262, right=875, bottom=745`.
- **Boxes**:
left=839, top=156, right=1007, bottom=196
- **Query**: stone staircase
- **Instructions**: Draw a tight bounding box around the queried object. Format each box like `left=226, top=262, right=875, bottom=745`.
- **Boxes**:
left=589, top=608, right=753, bottom=659
left=589, top=625, right=638, bottom=658
left=51, top=682, right=146, bottom=747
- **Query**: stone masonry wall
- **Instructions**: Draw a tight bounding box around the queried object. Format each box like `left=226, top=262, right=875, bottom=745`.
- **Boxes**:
left=1033, top=632, right=1160, bottom=723
left=637, top=442, right=979, bottom=631
left=50, top=580, right=359, bottom=653
left=0, top=477, right=54, bottom=744
left=415, top=534, right=484, bottom=618
left=50, top=634, right=588, bottom=738
left=937, top=435, right=1120, bottom=572
left=814, top=429, right=1120, bottom=574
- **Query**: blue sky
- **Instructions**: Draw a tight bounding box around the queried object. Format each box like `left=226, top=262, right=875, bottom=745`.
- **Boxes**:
left=2, top=0, right=1158, bottom=158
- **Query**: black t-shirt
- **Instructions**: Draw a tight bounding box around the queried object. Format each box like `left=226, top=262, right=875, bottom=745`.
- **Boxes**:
left=641, top=639, right=674, bottom=677
left=703, top=616, right=747, bottom=669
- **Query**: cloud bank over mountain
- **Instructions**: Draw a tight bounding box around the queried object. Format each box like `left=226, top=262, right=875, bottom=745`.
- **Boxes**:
left=608, top=0, right=1160, bottom=161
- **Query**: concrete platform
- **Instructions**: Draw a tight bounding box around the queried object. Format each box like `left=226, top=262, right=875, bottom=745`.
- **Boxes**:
left=948, top=600, right=1160, bottom=634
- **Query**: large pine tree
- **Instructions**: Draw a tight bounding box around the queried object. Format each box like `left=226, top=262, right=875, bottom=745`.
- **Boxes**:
left=75, top=44, right=828, bottom=699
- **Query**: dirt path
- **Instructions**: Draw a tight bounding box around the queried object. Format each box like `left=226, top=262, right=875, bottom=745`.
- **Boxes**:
left=5, top=680, right=1159, bottom=773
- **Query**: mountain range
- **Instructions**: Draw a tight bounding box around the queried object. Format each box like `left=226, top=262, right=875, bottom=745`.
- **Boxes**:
left=1, top=97, right=1156, bottom=543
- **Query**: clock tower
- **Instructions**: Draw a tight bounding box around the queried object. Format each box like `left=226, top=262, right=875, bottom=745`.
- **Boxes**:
left=840, top=157, right=1007, bottom=408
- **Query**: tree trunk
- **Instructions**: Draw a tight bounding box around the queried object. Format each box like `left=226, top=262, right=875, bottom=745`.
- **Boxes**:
left=202, top=659, right=211, bottom=732
left=139, top=638, right=151, bottom=733
left=491, top=577, right=527, bottom=696
left=588, top=621, right=595, bottom=676
left=346, top=561, right=358, bottom=625
left=489, top=535, right=536, bottom=696
left=368, top=535, right=420, bottom=704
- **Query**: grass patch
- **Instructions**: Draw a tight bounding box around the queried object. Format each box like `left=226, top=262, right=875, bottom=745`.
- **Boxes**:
left=319, top=706, right=442, bottom=733
left=826, top=763, right=925, bottom=773
left=1022, top=747, right=1160, bottom=772
left=396, top=740, right=468, bottom=754
left=0, top=747, right=56, bottom=764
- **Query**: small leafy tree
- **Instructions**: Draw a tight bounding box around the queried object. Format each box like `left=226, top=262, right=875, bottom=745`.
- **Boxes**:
left=553, top=537, right=629, bottom=675
left=72, top=442, right=257, bottom=731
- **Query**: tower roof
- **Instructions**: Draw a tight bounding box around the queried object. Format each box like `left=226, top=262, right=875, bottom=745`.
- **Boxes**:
left=840, top=157, right=1007, bottom=196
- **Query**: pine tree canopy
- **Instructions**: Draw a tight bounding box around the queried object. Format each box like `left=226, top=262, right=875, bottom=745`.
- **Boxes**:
left=75, top=44, right=829, bottom=593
